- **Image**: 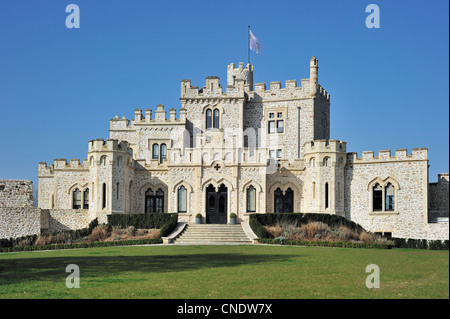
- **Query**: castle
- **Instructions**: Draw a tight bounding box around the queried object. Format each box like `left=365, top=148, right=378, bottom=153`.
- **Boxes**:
left=1, top=57, right=448, bottom=240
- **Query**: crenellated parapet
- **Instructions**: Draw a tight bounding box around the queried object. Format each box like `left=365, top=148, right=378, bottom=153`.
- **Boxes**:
left=110, top=105, right=186, bottom=131
left=346, top=148, right=428, bottom=164
left=304, top=139, right=347, bottom=154
left=88, top=138, right=130, bottom=153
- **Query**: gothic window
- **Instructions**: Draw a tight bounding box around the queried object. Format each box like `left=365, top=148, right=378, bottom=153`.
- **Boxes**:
left=73, top=188, right=81, bottom=209
left=152, top=144, right=159, bottom=160
left=325, top=183, right=329, bottom=209
left=83, top=188, right=89, bottom=209
left=274, top=187, right=294, bottom=213
left=310, top=157, right=315, bottom=168
left=277, top=112, right=283, bottom=118
left=373, top=183, right=383, bottom=211
left=160, top=144, right=167, bottom=164
left=178, top=186, right=187, bottom=213
left=269, top=113, right=275, bottom=118
left=213, top=109, right=220, bottom=129
left=385, top=183, right=395, bottom=211
left=145, top=188, right=164, bottom=213
left=323, top=157, right=330, bottom=167
left=206, top=109, right=212, bottom=129
left=100, top=156, right=107, bottom=166
left=247, top=186, right=256, bottom=213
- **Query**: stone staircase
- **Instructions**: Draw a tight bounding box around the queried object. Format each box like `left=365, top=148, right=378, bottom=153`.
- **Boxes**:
left=174, top=224, right=253, bottom=244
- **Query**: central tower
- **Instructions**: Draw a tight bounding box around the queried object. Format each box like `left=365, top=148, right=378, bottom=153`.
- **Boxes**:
left=227, top=62, right=253, bottom=91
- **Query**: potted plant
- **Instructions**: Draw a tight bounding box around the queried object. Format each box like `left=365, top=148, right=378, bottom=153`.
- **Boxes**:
left=229, top=213, right=237, bottom=225
left=195, top=213, right=202, bottom=224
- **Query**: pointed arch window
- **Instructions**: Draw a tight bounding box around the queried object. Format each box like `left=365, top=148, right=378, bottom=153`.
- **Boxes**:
left=83, top=188, right=89, bottom=209
left=73, top=188, right=81, bottom=209
left=373, top=183, right=383, bottom=211
left=145, top=188, right=164, bottom=213
left=247, top=186, right=256, bottom=213
left=213, top=109, right=220, bottom=129
left=206, top=109, right=212, bottom=129
left=385, top=183, right=395, bottom=211
left=178, top=186, right=187, bottom=213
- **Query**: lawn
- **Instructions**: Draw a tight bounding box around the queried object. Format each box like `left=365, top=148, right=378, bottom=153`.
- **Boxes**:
left=0, top=244, right=448, bottom=299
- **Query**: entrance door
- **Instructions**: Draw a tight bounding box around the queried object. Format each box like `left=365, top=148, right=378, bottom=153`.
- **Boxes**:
left=206, top=184, right=227, bottom=224
left=274, top=187, right=294, bottom=213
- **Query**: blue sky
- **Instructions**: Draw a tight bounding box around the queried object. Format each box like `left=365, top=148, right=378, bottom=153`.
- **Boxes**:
left=0, top=0, right=448, bottom=190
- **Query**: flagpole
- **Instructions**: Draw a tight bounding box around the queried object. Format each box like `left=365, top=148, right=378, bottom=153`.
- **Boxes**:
left=248, top=25, right=250, bottom=64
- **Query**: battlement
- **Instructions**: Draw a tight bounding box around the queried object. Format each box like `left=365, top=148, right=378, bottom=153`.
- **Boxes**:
left=180, top=77, right=246, bottom=100
left=88, top=138, right=130, bottom=153
left=346, top=148, right=428, bottom=163
left=304, top=139, right=347, bottom=154
left=250, top=80, right=329, bottom=101
left=110, top=106, right=187, bottom=130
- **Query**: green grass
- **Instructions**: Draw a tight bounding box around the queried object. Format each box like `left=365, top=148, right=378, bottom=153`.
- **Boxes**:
left=0, top=244, right=448, bottom=299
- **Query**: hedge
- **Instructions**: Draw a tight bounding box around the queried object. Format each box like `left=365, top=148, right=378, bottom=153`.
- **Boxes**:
left=0, top=238, right=163, bottom=253
left=258, top=238, right=393, bottom=249
left=107, top=213, right=177, bottom=230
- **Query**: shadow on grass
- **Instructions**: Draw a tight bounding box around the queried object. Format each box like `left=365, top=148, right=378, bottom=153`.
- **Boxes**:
left=0, top=252, right=299, bottom=285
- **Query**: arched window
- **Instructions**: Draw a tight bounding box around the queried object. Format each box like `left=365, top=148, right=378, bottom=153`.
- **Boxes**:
left=323, top=157, right=330, bottom=167
left=83, top=188, right=89, bottom=209
left=385, top=183, right=395, bottom=211
left=160, top=144, right=167, bottom=164
left=310, top=157, right=315, bottom=168
left=213, top=109, right=220, bottom=129
left=100, top=156, right=107, bottom=166
left=145, top=188, right=164, bottom=213
left=152, top=143, right=159, bottom=160
left=247, top=186, right=256, bottom=213
left=73, top=188, right=81, bottom=209
left=373, top=183, right=383, bottom=211
left=178, top=186, right=187, bottom=213
left=312, top=182, right=316, bottom=199
left=206, top=109, right=212, bottom=129
left=274, top=187, right=294, bottom=213
left=325, top=183, right=329, bottom=209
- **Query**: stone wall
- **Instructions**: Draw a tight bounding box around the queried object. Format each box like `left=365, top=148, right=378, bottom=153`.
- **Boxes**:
left=0, top=179, right=34, bottom=208
left=41, top=209, right=90, bottom=234
left=0, top=207, right=41, bottom=239
left=429, top=173, right=449, bottom=221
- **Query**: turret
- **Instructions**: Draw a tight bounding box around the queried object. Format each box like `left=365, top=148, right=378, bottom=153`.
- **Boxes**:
left=227, top=62, right=253, bottom=91
left=310, top=56, right=318, bottom=97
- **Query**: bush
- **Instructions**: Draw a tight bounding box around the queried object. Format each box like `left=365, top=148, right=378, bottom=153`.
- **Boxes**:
left=107, top=213, right=177, bottom=229
left=160, top=214, right=178, bottom=237
left=88, top=225, right=109, bottom=243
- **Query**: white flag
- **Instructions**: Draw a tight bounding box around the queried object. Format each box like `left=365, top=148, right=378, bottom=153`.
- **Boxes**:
left=249, top=29, right=262, bottom=55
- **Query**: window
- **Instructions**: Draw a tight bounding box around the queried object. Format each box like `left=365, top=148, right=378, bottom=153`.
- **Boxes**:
left=277, top=120, right=284, bottom=133
left=206, top=109, right=212, bottom=129
left=102, top=183, right=107, bottom=209
left=277, top=112, right=283, bottom=118
left=145, top=188, right=164, bottom=213
left=152, top=144, right=159, bottom=160
left=276, top=149, right=282, bottom=158
left=269, top=150, right=275, bottom=159
left=100, top=156, right=107, bottom=166
left=373, top=183, right=383, bottom=211
left=0, top=185, right=5, bottom=191
left=268, top=121, right=275, bottom=134
left=160, top=144, right=167, bottom=164
left=178, top=186, right=187, bottom=213
left=325, top=183, right=329, bottom=209
left=269, top=113, right=275, bottom=118
left=73, top=188, right=81, bottom=209
left=83, top=188, right=89, bottom=209
left=385, top=183, right=395, bottom=211
left=247, top=186, right=256, bottom=212
left=310, top=157, right=315, bottom=168
left=312, top=182, right=316, bottom=199
left=116, top=182, right=120, bottom=200
left=274, top=187, right=294, bottom=213
left=213, top=109, right=219, bottom=129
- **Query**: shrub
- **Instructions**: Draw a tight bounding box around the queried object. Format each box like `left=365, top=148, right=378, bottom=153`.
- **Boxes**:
left=230, top=213, right=237, bottom=218
left=35, top=235, right=53, bottom=246
left=88, top=225, right=109, bottom=242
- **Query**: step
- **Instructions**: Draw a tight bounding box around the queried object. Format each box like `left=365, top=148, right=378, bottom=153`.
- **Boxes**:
left=173, top=223, right=252, bottom=245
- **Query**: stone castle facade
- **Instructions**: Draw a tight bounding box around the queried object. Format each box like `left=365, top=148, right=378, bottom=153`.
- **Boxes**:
left=3, top=57, right=447, bottom=240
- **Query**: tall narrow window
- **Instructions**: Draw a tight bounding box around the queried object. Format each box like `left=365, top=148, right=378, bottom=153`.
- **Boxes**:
left=178, top=186, right=187, bottom=213
left=83, top=188, right=89, bottom=209
left=312, top=182, right=316, bottom=199
left=277, top=120, right=284, bottom=133
left=268, top=120, right=275, bottom=134
left=73, top=188, right=81, bottom=209
left=213, top=109, right=219, bottom=129
left=160, top=144, right=167, bottom=164
left=247, top=186, right=256, bottom=212
left=325, top=183, right=329, bottom=209
left=116, top=182, right=120, bottom=200
left=373, top=183, right=382, bottom=211
left=152, top=143, right=159, bottom=160
left=102, top=183, right=107, bottom=209
left=155, top=189, right=164, bottom=213
left=385, top=183, right=395, bottom=211
left=206, top=109, right=212, bottom=129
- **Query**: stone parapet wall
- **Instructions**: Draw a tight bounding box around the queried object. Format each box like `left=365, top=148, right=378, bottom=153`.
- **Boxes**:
left=0, top=180, right=34, bottom=208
